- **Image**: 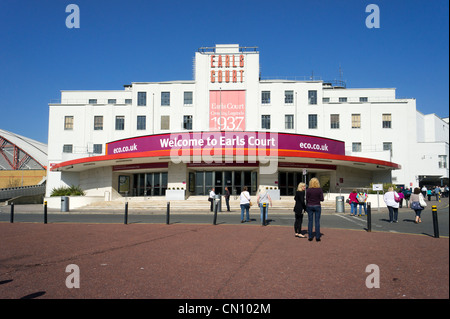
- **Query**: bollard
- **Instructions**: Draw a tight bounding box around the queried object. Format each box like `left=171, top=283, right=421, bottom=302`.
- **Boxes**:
left=10, top=202, right=14, bottom=223
left=44, top=201, right=48, bottom=224
left=166, top=202, right=170, bottom=225
left=432, top=205, right=439, bottom=238
left=262, top=203, right=267, bottom=226
left=124, top=202, right=128, bottom=225
left=366, top=202, right=372, bottom=232
left=213, top=199, right=218, bottom=225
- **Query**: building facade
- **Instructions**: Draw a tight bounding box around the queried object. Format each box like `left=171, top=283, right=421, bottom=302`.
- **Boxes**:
left=46, top=44, right=448, bottom=203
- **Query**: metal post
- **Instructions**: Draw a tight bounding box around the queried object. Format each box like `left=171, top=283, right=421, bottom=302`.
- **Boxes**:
left=262, top=203, right=266, bottom=226
left=124, top=202, right=128, bottom=225
left=10, top=202, right=14, bottom=223
left=213, top=199, right=218, bottom=225
left=166, top=202, right=170, bottom=225
left=44, top=201, right=48, bottom=224
left=432, top=205, right=439, bottom=238
left=367, top=202, right=372, bottom=232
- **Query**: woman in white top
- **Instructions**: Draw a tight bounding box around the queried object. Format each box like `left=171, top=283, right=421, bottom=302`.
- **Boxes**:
left=257, top=186, right=272, bottom=225
left=383, top=186, right=400, bottom=223
left=239, top=186, right=251, bottom=223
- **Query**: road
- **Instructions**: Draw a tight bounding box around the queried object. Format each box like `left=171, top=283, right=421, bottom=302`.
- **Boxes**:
left=1, top=199, right=448, bottom=237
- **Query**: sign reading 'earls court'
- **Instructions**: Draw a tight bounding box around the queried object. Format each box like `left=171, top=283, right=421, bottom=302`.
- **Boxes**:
left=210, top=54, right=244, bottom=83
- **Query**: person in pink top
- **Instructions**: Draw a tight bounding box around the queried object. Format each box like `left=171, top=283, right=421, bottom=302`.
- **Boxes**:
left=348, top=190, right=358, bottom=216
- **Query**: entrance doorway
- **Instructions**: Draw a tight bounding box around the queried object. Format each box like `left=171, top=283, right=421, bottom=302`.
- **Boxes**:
left=190, top=170, right=257, bottom=196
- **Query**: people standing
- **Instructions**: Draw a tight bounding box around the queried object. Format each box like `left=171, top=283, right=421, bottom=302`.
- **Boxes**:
left=383, top=186, right=400, bottom=223
left=410, top=187, right=425, bottom=223
left=224, top=187, right=231, bottom=211
left=356, top=191, right=368, bottom=216
left=257, top=186, right=272, bottom=225
left=306, top=177, right=324, bottom=241
left=348, top=190, right=358, bottom=216
left=208, top=188, right=216, bottom=212
left=239, top=186, right=251, bottom=223
left=293, top=183, right=306, bottom=238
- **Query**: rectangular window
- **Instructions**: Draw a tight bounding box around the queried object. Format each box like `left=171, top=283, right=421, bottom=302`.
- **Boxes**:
left=438, top=155, right=447, bottom=169
left=94, top=116, right=103, bottom=131
left=63, top=144, right=73, bottom=153
left=382, top=114, right=392, bottom=128
left=308, top=114, right=318, bottom=129
left=322, top=97, right=330, bottom=103
left=285, top=90, right=294, bottom=104
left=137, top=115, right=146, bottom=130
left=161, top=115, right=170, bottom=130
left=64, top=116, right=74, bottom=130
left=383, top=142, right=393, bottom=156
left=184, top=92, right=193, bottom=105
left=352, top=142, right=362, bottom=152
left=161, top=92, right=170, bottom=106
left=308, top=90, right=317, bottom=105
left=125, top=99, right=132, bottom=105
left=330, top=114, right=340, bottom=129
left=360, top=97, right=368, bottom=102
left=115, top=116, right=125, bottom=130
left=339, top=97, right=347, bottom=103
left=88, top=99, right=97, bottom=104
left=285, top=115, right=294, bottom=129
left=93, top=144, right=102, bottom=154
left=137, top=92, right=146, bottom=106
left=261, top=91, right=271, bottom=104
left=352, top=114, right=361, bottom=129
left=183, top=115, right=193, bottom=130
left=108, top=99, right=116, bottom=104
left=261, top=115, right=271, bottom=129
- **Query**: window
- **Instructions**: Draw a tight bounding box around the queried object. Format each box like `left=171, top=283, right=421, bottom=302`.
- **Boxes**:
left=360, top=97, right=368, bottom=102
left=137, top=116, right=146, bottom=130
left=285, top=91, right=294, bottom=104
left=322, top=97, right=330, bottom=103
left=115, top=116, right=125, bottom=130
left=125, top=99, right=132, bottom=105
left=183, top=115, right=193, bottom=130
left=93, top=144, right=102, bottom=154
left=382, top=114, right=392, bottom=128
left=308, top=90, right=317, bottom=105
left=88, top=99, right=97, bottom=104
left=352, top=114, right=361, bottom=129
left=64, top=116, right=73, bottom=130
left=330, top=114, right=340, bottom=129
left=438, top=155, right=447, bottom=169
left=161, top=115, right=170, bottom=130
left=383, top=142, right=393, bottom=156
left=308, top=114, right=318, bottom=129
left=352, top=143, right=362, bottom=152
left=137, top=92, right=146, bottom=106
left=184, top=92, right=193, bottom=105
left=108, top=99, right=116, bottom=104
left=63, top=144, right=73, bottom=153
left=339, top=97, right=347, bottom=103
left=261, top=115, right=271, bottom=129
left=94, top=116, right=103, bottom=130
left=285, top=115, right=294, bottom=129
left=261, top=91, right=271, bottom=104
left=161, top=92, right=170, bottom=106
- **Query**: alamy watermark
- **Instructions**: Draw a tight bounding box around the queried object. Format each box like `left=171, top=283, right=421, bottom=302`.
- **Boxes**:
left=365, top=4, right=380, bottom=29
left=65, top=4, right=80, bottom=29
left=65, top=264, right=80, bottom=288
left=365, top=264, right=380, bottom=288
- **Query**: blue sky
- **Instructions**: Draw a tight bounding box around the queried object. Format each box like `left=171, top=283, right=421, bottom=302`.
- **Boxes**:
left=0, top=0, right=448, bottom=143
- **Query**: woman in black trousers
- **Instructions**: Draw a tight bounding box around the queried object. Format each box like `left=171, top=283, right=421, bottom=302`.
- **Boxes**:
left=293, top=182, right=306, bottom=238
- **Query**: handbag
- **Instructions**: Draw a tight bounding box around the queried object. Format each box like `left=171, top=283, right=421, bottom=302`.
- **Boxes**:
left=419, top=194, right=427, bottom=207
left=244, top=193, right=252, bottom=206
left=411, top=201, right=422, bottom=210
left=394, top=192, right=401, bottom=202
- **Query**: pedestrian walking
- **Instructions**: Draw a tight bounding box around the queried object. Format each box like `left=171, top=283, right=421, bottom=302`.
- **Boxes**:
left=410, top=187, right=425, bottom=223
left=421, top=185, right=427, bottom=198
left=434, top=186, right=441, bottom=201
left=348, top=189, right=358, bottom=216
left=257, top=186, right=272, bottom=225
left=397, top=188, right=405, bottom=208
left=383, top=186, right=400, bottom=223
left=356, top=191, right=368, bottom=216
left=224, top=187, right=231, bottom=211
left=239, top=186, right=251, bottom=223
left=208, top=188, right=216, bottom=212
left=293, top=182, right=306, bottom=238
left=427, top=189, right=432, bottom=201
left=306, top=177, right=324, bottom=241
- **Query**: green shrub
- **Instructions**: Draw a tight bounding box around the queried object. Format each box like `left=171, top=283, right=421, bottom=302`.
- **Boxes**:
left=50, top=185, right=85, bottom=197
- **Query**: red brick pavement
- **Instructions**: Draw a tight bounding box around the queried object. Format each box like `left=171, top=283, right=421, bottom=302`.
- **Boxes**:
left=0, top=223, right=448, bottom=299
